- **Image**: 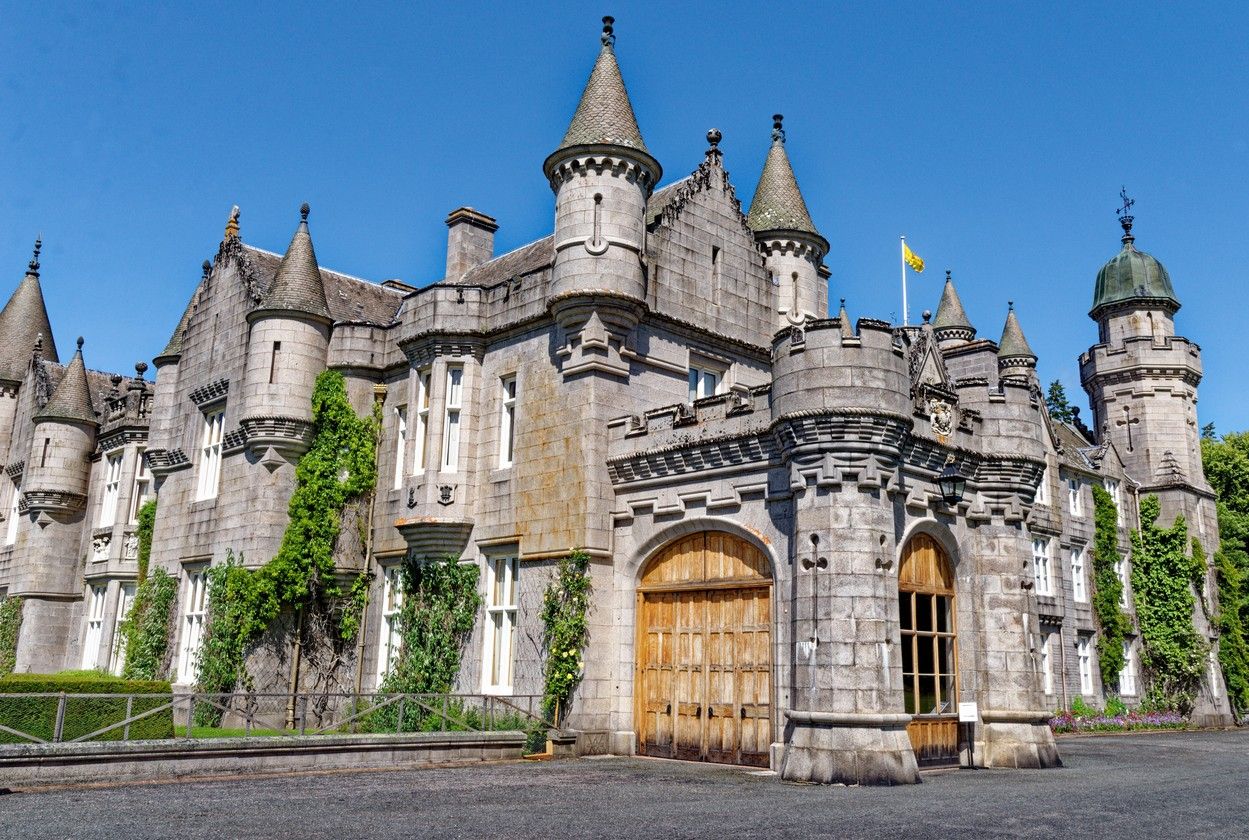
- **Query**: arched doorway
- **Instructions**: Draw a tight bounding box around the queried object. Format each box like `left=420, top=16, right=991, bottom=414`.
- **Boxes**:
left=898, top=533, right=960, bottom=766
left=635, top=531, right=772, bottom=767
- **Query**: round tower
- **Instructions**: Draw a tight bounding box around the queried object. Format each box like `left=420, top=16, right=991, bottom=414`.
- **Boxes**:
left=150, top=259, right=207, bottom=455
left=24, top=337, right=97, bottom=520
left=240, top=203, right=331, bottom=464
left=746, top=115, right=829, bottom=331
left=544, top=17, right=661, bottom=314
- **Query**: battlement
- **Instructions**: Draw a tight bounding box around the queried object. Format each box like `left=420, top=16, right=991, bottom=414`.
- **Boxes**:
left=1079, top=333, right=1202, bottom=387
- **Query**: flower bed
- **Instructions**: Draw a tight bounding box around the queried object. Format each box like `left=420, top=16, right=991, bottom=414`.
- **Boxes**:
left=1049, top=709, right=1187, bottom=734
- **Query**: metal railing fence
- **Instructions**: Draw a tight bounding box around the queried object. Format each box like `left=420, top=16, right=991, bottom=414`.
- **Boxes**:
left=0, top=691, right=550, bottom=746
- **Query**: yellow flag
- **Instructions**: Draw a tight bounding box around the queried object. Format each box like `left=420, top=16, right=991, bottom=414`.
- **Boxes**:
left=903, top=242, right=925, bottom=273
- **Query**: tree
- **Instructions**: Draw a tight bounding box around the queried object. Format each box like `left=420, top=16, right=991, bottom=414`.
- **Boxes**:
left=1046, top=380, right=1075, bottom=424
left=1201, top=431, right=1249, bottom=714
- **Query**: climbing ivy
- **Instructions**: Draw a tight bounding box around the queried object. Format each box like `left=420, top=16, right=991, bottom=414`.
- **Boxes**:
left=0, top=596, right=22, bottom=677
left=134, top=499, right=157, bottom=582
left=1201, top=431, right=1249, bottom=717
left=1090, top=484, right=1131, bottom=687
left=540, top=549, right=592, bottom=727
left=118, top=568, right=177, bottom=681
left=1130, top=495, right=1207, bottom=713
left=379, top=554, right=481, bottom=697
left=195, top=370, right=379, bottom=693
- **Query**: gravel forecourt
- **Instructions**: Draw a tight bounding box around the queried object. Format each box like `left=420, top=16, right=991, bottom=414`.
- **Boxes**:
left=1, top=729, right=1246, bottom=839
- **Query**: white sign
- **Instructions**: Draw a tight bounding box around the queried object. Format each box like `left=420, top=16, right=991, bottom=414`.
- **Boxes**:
left=958, top=701, right=979, bottom=723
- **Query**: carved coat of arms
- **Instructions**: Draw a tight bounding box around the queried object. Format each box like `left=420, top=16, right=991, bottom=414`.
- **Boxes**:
left=928, top=399, right=955, bottom=438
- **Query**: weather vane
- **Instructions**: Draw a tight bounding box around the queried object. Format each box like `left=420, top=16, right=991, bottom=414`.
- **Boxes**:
left=1116, top=187, right=1135, bottom=220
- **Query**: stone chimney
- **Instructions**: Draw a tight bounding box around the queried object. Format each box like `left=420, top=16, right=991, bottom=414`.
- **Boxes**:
left=444, top=207, right=498, bottom=281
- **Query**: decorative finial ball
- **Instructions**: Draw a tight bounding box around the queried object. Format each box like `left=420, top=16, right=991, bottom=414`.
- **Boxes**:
left=110, top=373, right=123, bottom=386
left=1008, top=300, right=1015, bottom=310
left=773, top=113, right=784, bottom=128
left=33, top=237, right=41, bottom=254
left=602, top=15, right=614, bottom=27
left=922, top=310, right=932, bottom=324
left=706, top=128, right=722, bottom=148
left=840, top=298, right=846, bottom=307
left=601, top=15, right=615, bottom=45
left=76, top=336, right=84, bottom=350
left=300, top=202, right=310, bottom=221
left=135, top=361, right=148, bottom=379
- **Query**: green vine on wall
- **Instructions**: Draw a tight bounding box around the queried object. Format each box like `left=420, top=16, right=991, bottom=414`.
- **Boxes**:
left=0, top=596, right=23, bottom=677
left=1213, top=547, right=1249, bottom=715
left=118, top=568, right=177, bottom=681
left=134, top=499, right=157, bottom=582
left=540, top=549, right=592, bottom=727
left=1131, top=495, right=1207, bottom=713
left=195, top=370, right=379, bottom=693
left=379, top=554, right=482, bottom=697
left=1091, top=484, right=1131, bottom=687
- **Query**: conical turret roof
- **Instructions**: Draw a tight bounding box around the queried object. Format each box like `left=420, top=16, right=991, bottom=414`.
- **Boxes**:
left=554, top=18, right=649, bottom=156
left=156, top=261, right=208, bottom=364
left=35, top=338, right=96, bottom=425
left=933, top=273, right=975, bottom=336
left=747, top=116, right=821, bottom=239
left=997, top=303, right=1036, bottom=359
left=255, top=204, right=330, bottom=322
left=0, top=240, right=59, bottom=381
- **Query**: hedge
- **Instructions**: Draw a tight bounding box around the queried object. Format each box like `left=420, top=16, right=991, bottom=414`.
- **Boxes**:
left=0, top=672, right=175, bottom=744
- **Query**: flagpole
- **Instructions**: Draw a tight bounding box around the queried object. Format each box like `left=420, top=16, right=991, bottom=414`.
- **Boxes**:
left=900, top=235, right=909, bottom=326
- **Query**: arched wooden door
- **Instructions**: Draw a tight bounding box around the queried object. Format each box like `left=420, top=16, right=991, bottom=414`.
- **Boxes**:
left=635, top=532, right=772, bottom=767
left=898, top=534, right=960, bottom=767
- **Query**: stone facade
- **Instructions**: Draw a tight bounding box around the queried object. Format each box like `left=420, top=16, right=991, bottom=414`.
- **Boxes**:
left=0, top=18, right=1233, bottom=783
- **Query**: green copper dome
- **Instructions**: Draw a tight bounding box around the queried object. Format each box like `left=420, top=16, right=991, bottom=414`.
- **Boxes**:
left=1091, top=219, right=1179, bottom=317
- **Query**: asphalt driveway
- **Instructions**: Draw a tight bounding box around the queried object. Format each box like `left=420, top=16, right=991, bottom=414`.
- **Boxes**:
left=2, top=729, right=1245, bottom=839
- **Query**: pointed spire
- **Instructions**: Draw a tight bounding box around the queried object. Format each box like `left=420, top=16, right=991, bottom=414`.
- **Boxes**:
left=224, top=205, right=240, bottom=240
left=253, top=203, right=330, bottom=322
left=0, top=238, right=60, bottom=381
left=997, top=301, right=1036, bottom=360
left=932, top=270, right=976, bottom=344
left=838, top=298, right=855, bottom=338
left=554, top=17, right=649, bottom=155
left=155, top=261, right=209, bottom=365
left=35, top=336, right=96, bottom=425
left=746, top=115, right=822, bottom=241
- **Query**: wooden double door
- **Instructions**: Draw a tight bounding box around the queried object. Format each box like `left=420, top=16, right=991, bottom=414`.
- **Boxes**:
left=635, top=533, right=772, bottom=767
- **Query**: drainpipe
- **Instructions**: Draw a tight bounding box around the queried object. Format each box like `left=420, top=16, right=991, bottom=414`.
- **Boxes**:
left=354, top=383, right=388, bottom=695
left=1058, top=624, right=1069, bottom=711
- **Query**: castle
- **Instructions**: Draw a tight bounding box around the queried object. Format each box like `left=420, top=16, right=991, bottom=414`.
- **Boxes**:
left=0, top=17, right=1230, bottom=784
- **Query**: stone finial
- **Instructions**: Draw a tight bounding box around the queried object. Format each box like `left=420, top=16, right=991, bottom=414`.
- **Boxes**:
left=224, top=205, right=241, bottom=239
left=922, top=310, right=932, bottom=324
left=76, top=336, right=84, bottom=351
left=772, top=114, right=785, bottom=144
left=134, top=361, right=148, bottom=381
left=201, top=259, right=212, bottom=278
left=109, top=373, right=123, bottom=396
left=300, top=202, right=310, bottom=222
left=706, top=128, right=722, bottom=158
left=601, top=15, right=615, bottom=47
left=28, top=236, right=41, bottom=276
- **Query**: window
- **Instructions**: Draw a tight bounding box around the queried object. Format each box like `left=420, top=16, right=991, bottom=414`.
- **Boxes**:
left=1115, top=558, right=1130, bottom=609
left=128, top=448, right=151, bottom=523
left=268, top=341, right=281, bottom=384
left=688, top=365, right=722, bottom=402
left=1104, top=478, right=1122, bottom=525
left=393, top=406, right=408, bottom=490
left=376, top=565, right=404, bottom=685
left=1071, top=547, right=1087, bottom=603
left=482, top=556, right=518, bottom=693
left=499, top=375, right=517, bottom=468
left=1034, top=467, right=1049, bottom=506
left=413, top=369, right=431, bottom=472
left=1077, top=636, right=1094, bottom=694
left=442, top=366, right=463, bottom=471
left=177, top=569, right=208, bottom=684
left=1040, top=632, right=1055, bottom=695
left=1120, top=640, right=1137, bottom=695
left=82, top=584, right=107, bottom=669
left=109, top=582, right=137, bottom=676
left=5, top=481, right=20, bottom=546
left=1068, top=477, right=1083, bottom=516
left=195, top=410, right=225, bottom=500
left=98, top=452, right=123, bottom=527
left=1032, top=538, right=1052, bottom=596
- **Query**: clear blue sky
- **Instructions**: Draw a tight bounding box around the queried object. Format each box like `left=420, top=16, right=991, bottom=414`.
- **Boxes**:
left=2, top=2, right=1245, bottom=431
